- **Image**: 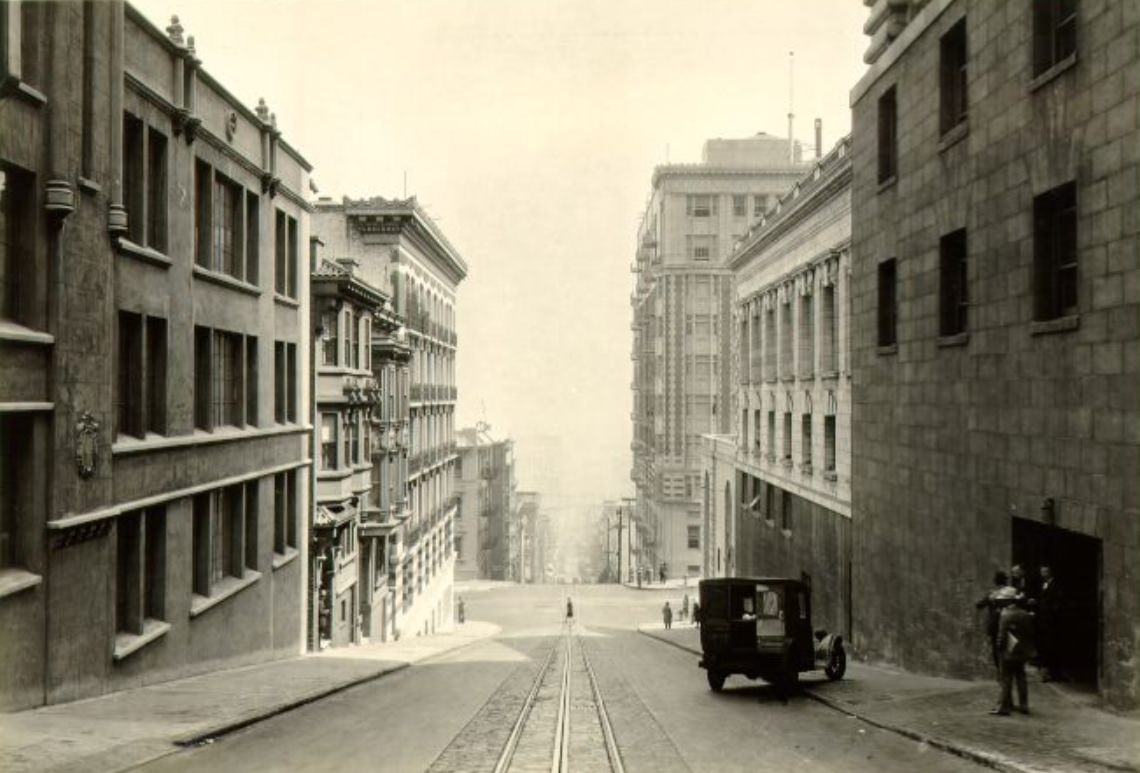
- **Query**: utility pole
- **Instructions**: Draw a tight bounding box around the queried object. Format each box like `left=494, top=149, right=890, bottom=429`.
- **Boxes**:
left=616, top=507, right=623, bottom=585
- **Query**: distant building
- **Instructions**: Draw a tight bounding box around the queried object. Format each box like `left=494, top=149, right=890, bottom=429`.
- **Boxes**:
left=1, top=4, right=310, bottom=708
left=312, top=195, right=465, bottom=639
left=851, top=0, right=1139, bottom=708
left=453, top=430, right=516, bottom=580
left=631, top=133, right=810, bottom=583
left=516, top=491, right=546, bottom=583
left=452, top=429, right=481, bottom=581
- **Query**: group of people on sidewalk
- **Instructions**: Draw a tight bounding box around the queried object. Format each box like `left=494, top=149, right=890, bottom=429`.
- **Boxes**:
left=975, top=563, right=1066, bottom=717
left=661, top=594, right=700, bottom=630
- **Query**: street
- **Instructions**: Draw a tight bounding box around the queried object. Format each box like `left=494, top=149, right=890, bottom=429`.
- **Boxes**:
left=137, top=583, right=985, bottom=772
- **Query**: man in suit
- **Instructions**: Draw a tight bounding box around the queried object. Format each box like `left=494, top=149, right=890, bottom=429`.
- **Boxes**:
left=1037, top=565, right=1064, bottom=682
left=976, top=570, right=1009, bottom=674
left=991, top=589, right=1037, bottom=716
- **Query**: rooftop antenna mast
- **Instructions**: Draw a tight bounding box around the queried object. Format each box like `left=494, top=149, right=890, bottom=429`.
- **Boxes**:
left=787, top=50, right=795, bottom=164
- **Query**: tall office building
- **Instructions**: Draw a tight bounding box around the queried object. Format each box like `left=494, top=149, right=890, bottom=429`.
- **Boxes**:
left=631, top=134, right=808, bottom=580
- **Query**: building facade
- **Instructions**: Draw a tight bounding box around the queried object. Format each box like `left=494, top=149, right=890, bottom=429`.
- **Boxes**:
left=631, top=134, right=810, bottom=582
left=851, top=0, right=1139, bottom=707
left=312, top=196, right=464, bottom=639
left=723, top=137, right=853, bottom=636
left=452, top=428, right=482, bottom=581
left=1, top=3, right=310, bottom=709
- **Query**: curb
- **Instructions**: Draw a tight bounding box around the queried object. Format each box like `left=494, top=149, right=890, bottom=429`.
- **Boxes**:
left=635, top=628, right=1041, bottom=773
left=173, top=661, right=410, bottom=747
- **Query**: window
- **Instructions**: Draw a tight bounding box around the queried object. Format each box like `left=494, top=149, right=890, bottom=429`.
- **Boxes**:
left=940, top=19, right=968, bottom=133
left=273, top=470, right=298, bottom=554
left=194, top=161, right=255, bottom=282
left=1034, top=182, right=1077, bottom=321
left=732, top=195, right=747, bottom=217
left=780, top=301, right=793, bottom=375
left=824, top=415, right=836, bottom=472
left=321, top=413, right=339, bottom=470
left=781, top=489, right=792, bottom=531
left=940, top=229, right=969, bottom=336
left=116, top=507, right=165, bottom=636
left=739, top=318, right=749, bottom=384
left=0, top=414, right=33, bottom=570
left=799, top=294, right=814, bottom=376
left=741, top=409, right=748, bottom=447
left=192, top=483, right=258, bottom=598
left=17, top=2, right=42, bottom=88
left=764, top=308, right=776, bottom=376
left=753, top=410, right=762, bottom=452
left=348, top=415, right=360, bottom=466
left=686, top=195, right=717, bottom=217
left=455, top=534, right=463, bottom=559
left=116, top=312, right=167, bottom=438
left=783, top=412, right=792, bottom=460
left=274, top=341, right=298, bottom=423
left=348, top=311, right=360, bottom=369
left=877, top=87, right=898, bottom=183
left=688, top=235, right=716, bottom=261
left=753, top=194, right=767, bottom=217
left=821, top=284, right=837, bottom=372
left=687, top=525, right=700, bottom=549
left=194, top=326, right=256, bottom=431
left=1033, top=0, right=1076, bottom=76
left=802, top=414, right=812, bottom=466
left=767, top=410, right=775, bottom=455
left=1, top=164, right=34, bottom=324
left=877, top=259, right=898, bottom=347
left=275, top=210, right=299, bottom=298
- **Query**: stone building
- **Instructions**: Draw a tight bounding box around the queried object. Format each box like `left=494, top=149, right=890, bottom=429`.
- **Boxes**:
left=631, top=133, right=810, bottom=582
left=308, top=254, right=404, bottom=647
left=453, top=430, right=516, bottom=581
left=1, top=3, right=310, bottom=709
left=851, top=0, right=1139, bottom=707
left=721, top=137, right=853, bottom=636
left=452, top=428, right=482, bottom=581
left=311, top=196, right=464, bottom=638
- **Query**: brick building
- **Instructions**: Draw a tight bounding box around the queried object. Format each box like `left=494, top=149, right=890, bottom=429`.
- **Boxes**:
left=1, top=2, right=310, bottom=709
left=312, top=196, right=464, bottom=638
left=631, top=134, right=809, bottom=582
left=721, top=137, right=853, bottom=637
left=851, top=0, right=1139, bottom=707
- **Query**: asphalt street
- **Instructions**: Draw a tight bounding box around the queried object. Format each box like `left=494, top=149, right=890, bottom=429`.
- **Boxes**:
left=137, top=583, right=987, bottom=772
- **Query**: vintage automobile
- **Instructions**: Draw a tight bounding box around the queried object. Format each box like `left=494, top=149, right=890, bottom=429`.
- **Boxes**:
left=697, top=577, right=846, bottom=695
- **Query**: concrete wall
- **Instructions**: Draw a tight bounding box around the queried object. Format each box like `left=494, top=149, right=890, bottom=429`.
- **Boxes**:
left=850, top=0, right=1139, bottom=707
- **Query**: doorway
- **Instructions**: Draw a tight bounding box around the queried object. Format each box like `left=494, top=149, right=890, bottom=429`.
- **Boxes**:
left=1011, top=517, right=1101, bottom=688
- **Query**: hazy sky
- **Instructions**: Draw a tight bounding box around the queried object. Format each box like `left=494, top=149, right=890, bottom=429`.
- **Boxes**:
left=134, top=0, right=868, bottom=506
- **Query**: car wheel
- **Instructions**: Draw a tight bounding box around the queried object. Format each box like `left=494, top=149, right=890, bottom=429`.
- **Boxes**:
left=825, top=645, right=847, bottom=681
left=707, top=670, right=726, bottom=692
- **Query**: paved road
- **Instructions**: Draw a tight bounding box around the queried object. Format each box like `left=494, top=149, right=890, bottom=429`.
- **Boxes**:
left=138, top=584, right=985, bottom=772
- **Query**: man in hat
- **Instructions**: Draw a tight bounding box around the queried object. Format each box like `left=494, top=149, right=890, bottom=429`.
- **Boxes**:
left=990, top=589, right=1036, bottom=716
left=976, top=570, right=1009, bottom=674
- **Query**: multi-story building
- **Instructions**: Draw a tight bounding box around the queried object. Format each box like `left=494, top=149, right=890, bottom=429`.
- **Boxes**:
left=851, top=0, right=1139, bottom=707
left=601, top=499, right=640, bottom=584
left=516, top=490, right=546, bottom=583
left=452, top=428, right=482, bottom=581
left=720, top=136, right=853, bottom=635
left=1, top=3, right=310, bottom=709
left=312, top=196, right=464, bottom=639
left=309, top=253, right=404, bottom=647
left=631, top=134, right=809, bottom=582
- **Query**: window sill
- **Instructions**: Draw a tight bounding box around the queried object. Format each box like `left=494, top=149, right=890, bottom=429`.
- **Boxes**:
left=764, top=518, right=775, bottom=529
left=819, top=370, right=840, bottom=381
left=192, top=265, right=262, bottom=296
left=317, top=468, right=354, bottom=481
left=780, top=376, right=796, bottom=383
left=823, top=470, right=838, bottom=482
left=0, top=320, right=54, bottom=346
left=877, top=344, right=898, bottom=356
left=4, top=80, right=48, bottom=106
left=113, top=619, right=170, bottom=661
left=78, top=177, right=102, bottom=195
left=272, top=547, right=299, bottom=571
left=274, top=293, right=301, bottom=308
left=801, top=463, right=813, bottom=475
left=938, top=120, right=969, bottom=153
left=877, top=175, right=898, bottom=194
left=112, top=424, right=310, bottom=456
left=937, top=332, right=969, bottom=348
left=781, top=529, right=793, bottom=540
left=798, top=372, right=816, bottom=382
left=0, top=568, right=43, bottom=600
left=190, top=571, right=262, bottom=618
left=1029, top=52, right=1078, bottom=94
left=1031, top=314, right=1080, bottom=336
left=117, top=238, right=173, bottom=269
left=782, top=458, right=793, bottom=469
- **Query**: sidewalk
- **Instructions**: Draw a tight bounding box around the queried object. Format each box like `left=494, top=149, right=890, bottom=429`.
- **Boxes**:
left=623, top=576, right=702, bottom=591
left=0, top=621, right=500, bottom=773
left=639, top=624, right=1140, bottom=773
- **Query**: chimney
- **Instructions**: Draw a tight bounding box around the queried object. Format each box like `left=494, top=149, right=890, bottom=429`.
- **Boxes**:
left=815, top=119, right=822, bottom=160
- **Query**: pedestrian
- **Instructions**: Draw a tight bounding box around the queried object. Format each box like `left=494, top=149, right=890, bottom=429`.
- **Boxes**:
left=990, top=589, right=1036, bottom=716
left=1037, top=565, right=1064, bottom=682
left=566, top=598, right=574, bottom=622
left=457, top=596, right=466, bottom=624
left=662, top=600, right=673, bottom=630
left=692, top=601, right=701, bottom=628
left=681, top=594, right=690, bottom=622
left=975, top=570, right=1009, bottom=674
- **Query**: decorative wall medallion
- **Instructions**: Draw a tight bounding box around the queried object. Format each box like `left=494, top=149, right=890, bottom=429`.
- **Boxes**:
left=75, top=411, right=99, bottom=478
left=225, top=111, right=238, bottom=141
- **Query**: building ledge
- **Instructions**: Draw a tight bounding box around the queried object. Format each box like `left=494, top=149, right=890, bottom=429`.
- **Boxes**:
left=190, top=571, right=262, bottom=618
left=78, top=177, right=102, bottom=195
left=117, top=238, right=173, bottom=269
left=272, top=547, right=299, bottom=571
left=317, top=468, right=354, bottom=481
left=6, top=80, right=48, bottom=106
left=0, top=402, right=53, bottom=413
left=0, top=320, right=54, bottom=346
left=0, top=568, right=43, bottom=600
left=112, top=424, right=311, bottom=455
left=274, top=293, right=301, bottom=309
left=819, top=370, right=840, bottom=381
left=1029, top=52, right=1078, bottom=94
left=1030, top=314, right=1080, bottom=336
left=877, top=175, right=898, bottom=194
left=937, top=332, right=969, bottom=348
left=113, top=619, right=170, bottom=661
left=938, top=119, right=969, bottom=153
left=192, top=265, right=262, bottom=297
left=877, top=344, right=898, bottom=356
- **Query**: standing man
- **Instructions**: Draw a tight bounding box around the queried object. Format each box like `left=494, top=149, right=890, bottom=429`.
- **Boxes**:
left=990, top=590, right=1037, bottom=716
left=976, top=570, right=1009, bottom=674
left=681, top=594, right=690, bottom=623
left=662, top=600, right=673, bottom=630
left=1038, top=565, right=1063, bottom=682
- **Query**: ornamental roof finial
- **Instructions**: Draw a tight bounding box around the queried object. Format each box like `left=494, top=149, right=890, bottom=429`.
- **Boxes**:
left=255, top=98, right=270, bottom=122
left=166, top=15, right=185, bottom=46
